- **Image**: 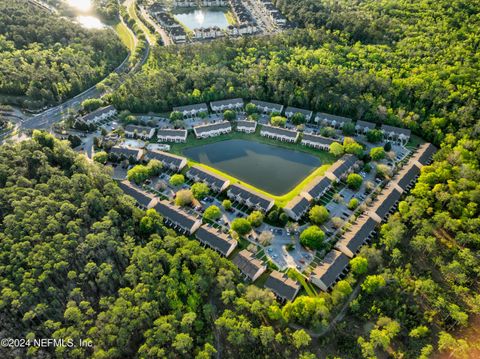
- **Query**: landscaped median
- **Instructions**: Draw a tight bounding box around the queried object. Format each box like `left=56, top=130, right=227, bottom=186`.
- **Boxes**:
left=168, top=129, right=336, bottom=208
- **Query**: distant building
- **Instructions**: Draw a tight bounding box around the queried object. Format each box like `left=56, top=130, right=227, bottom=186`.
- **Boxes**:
left=260, top=124, right=299, bottom=143
left=265, top=271, right=300, bottom=302
left=117, top=180, right=157, bottom=209
left=173, top=103, right=209, bottom=119
left=394, top=163, right=421, bottom=192
left=413, top=143, right=437, bottom=166
left=250, top=100, right=284, bottom=114
left=186, top=166, right=230, bottom=192
left=236, top=120, right=257, bottom=133
left=301, top=133, right=336, bottom=150
left=195, top=225, right=237, bottom=257
left=157, top=128, right=187, bottom=143
left=355, top=120, right=376, bottom=134
left=284, top=106, right=313, bottom=122
left=110, top=146, right=143, bottom=162
left=284, top=195, right=311, bottom=221
left=193, top=121, right=232, bottom=138
left=381, top=124, right=411, bottom=145
left=334, top=216, right=377, bottom=258
left=315, top=112, right=352, bottom=129
left=227, top=184, right=274, bottom=212
left=210, top=98, right=244, bottom=113
left=368, top=185, right=402, bottom=223
left=124, top=125, right=155, bottom=140
left=144, top=150, right=187, bottom=172
left=310, top=250, right=349, bottom=291
left=82, top=105, right=116, bottom=123
left=154, top=200, right=202, bottom=234
left=232, top=250, right=267, bottom=282
left=325, top=154, right=359, bottom=182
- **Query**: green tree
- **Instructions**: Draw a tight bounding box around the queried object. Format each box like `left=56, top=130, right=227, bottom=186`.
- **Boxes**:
left=291, top=113, right=306, bottom=125
left=308, top=205, right=329, bottom=225
left=270, top=116, right=287, bottom=127
left=169, top=174, right=185, bottom=186
left=291, top=329, right=311, bottom=349
left=170, top=111, right=183, bottom=122
left=348, top=198, right=359, bottom=209
left=362, top=275, right=386, bottom=293
left=93, top=151, right=108, bottom=164
left=204, top=205, right=222, bottom=221
left=346, top=173, right=363, bottom=190
left=370, top=147, right=386, bottom=161
left=223, top=110, right=236, bottom=121
left=343, top=137, right=363, bottom=156
left=222, top=199, right=232, bottom=210
left=300, top=226, right=325, bottom=250
left=175, top=189, right=193, bottom=206
left=247, top=211, right=264, bottom=227
left=350, top=256, right=368, bottom=275
left=329, top=142, right=344, bottom=156
left=191, top=182, right=209, bottom=199
left=231, top=218, right=252, bottom=235
left=342, top=122, right=356, bottom=136
left=245, top=103, right=257, bottom=115
left=82, top=98, right=103, bottom=112
left=366, top=129, right=383, bottom=143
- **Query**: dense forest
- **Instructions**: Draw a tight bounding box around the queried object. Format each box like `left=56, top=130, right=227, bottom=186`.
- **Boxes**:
left=0, top=0, right=126, bottom=109
left=0, top=134, right=321, bottom=358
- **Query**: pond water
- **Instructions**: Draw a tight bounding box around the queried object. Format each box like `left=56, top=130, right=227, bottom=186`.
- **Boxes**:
left=76, top=15, right=106, bottom=29
left=174, top=9, right=230, bottom=30
left=65, top=0, right=92, bottom=12
left=183, top=139, right=321, bottom=195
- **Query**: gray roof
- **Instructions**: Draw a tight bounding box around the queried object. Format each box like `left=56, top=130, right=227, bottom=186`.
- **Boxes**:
left=396, top=163, right=420, bottom=191
left=261, top=125, right=298, bottom=139
left=371, top=186, right=402, bottom=220
left=157, top=128, right=187, bottom=138
left=381, top=124, right=411, bottom=137
left=304, top=176, right=332, bottom=199
left=285, top=106, right=313, bottom=119
left=194, top=121, right=231, bottom=135
left=145, top=150, right=185, bottom=168
left=336, top=216, right=377, bottom=254
left=228, top=184, right=274, bottom=212
left=265, top=271, right=300, bottom=301
left=311, top=250, right=349, bottom=289
left=154, top=200, right=199, bottom=232
left=232, top=250, right=265, bottom=280
left=326, top=154, right=358, bottom=179
left=356, top=120, right=376, bottom=130
left=237, top=120, right=257, bottom=128
left=124, top=125, right=154, bottom=135
left=187, top=166, right=229, bottom=191
left=416, top=143, right=437, bottom=165
left=250, top=100, right=284, bottom=112
left=284, top=195, right=311, bottom=217
left=82, top=105, right=115, bottom=121
left=210, top=98, right=244, bottom=108
left=173, top=103, right=208, bottom=113
left=110, top=146, right=142, bottom=159
left=117, top=180, right=156, bottom=208
left=302, top=133, right=336, bottom=146
left=315, top=112, right=352, bottom=125
left=195, top=226, right=237, bottom=256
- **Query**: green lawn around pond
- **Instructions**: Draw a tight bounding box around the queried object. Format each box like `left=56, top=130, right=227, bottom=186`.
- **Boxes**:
left=169, top=128, right=336, bottom=208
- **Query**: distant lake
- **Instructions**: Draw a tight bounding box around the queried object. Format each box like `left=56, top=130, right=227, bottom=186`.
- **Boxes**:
left=76, top=16, right=106, bottom=29
left=183, top=139, right=321, bottom=195
left=174, top=9, right=230, bottom=30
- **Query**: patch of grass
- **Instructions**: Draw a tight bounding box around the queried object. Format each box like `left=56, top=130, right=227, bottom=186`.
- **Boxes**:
left=113, top=20, right=136, bottom=51
left=225, top=11, right=237, bottom=25
left=127, top=0, right=157, bottom=45
left=169, top=128, right=335, bottom=207
left=287, top=268, right=318, bottom=297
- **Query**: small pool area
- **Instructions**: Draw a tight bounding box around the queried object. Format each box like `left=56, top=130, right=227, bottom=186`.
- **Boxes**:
left=182, top=139, right=322, bottom=195
left=174, top=9, right=230, bottom=30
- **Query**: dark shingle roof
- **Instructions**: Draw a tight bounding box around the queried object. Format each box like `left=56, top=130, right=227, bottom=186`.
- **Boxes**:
left=110, top=146, right=142, bottom=159
left=124, top=125, right=154, bottom=136
left=82, top=105, right=115, bottom=122
left=210, top=98, right=244, bottom=108
left=371, top=186, right=402, bottom=220
left=356, top=120, right=376, bottom=130
left=187, top=166, right=229, bottom=190
left=237, top=120, right=257, bottom=128
left=173, top=103, right=208, bottom=113
left=250, top=100, right=283, bottom=112
left=311, top=250, right=349, bottom=289
left=261, top=125, right=298, bottom=139
left=315, top=112, right=352, bottom=125
left=302, top=133, right=336, bottom=146
left=381, top=124, right=411, bottom=137
left=284, top=196, right=311, bottom=217
left=232, top=250, right=265, bottom=280
left=157, top=128, right=187, bottom=138
left=194, top=121, right=231, bottom=135
left=304, top=176, right=332, bottom=199
left=154, top=200, right=199, bottom=232
left=195, top=226, right=237, bottom=256
left=228, top=184, right=274, bottom=212
left=326, top=154, right=357, bottom=179
left=285, top=106, right=313, bottom=119
left=416, top=143, right=437, bottom=165
left=117, top=180, right=156, bottom=208
left=265, top=271, right=300, bottom=301
left=145, top=150, right=185, bottom=168
left=336, top=216, right=377, bottom=254
left=396, top=163, right=420, bottom=191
